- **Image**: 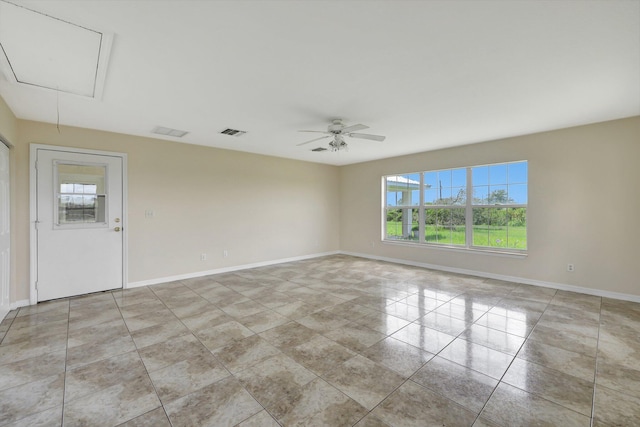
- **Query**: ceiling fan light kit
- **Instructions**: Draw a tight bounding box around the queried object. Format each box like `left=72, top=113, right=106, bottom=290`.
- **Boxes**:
left=297, top=119, right=385, bottom=152
left=329, top=135, right=348, bottom=152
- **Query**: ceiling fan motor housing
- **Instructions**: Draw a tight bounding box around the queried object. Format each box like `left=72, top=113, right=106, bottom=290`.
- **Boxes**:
left=329, top=119, right=345, bottom=134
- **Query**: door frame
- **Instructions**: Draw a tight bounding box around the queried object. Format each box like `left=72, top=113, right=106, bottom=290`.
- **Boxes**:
left=0, top=140, right=9, bottom=319
left=30, top=144, right=128, bottom=305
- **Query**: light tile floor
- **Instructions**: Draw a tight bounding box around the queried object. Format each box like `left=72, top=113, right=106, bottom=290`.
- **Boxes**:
left=1, top=255, right=639, bottom=426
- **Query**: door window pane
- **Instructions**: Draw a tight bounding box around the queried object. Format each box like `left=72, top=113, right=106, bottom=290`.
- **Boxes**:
left=57, top=164, right=106, bottom=225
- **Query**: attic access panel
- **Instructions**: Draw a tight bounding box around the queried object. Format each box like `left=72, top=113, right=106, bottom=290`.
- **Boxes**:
left=0, top=1, right=111, bottom=98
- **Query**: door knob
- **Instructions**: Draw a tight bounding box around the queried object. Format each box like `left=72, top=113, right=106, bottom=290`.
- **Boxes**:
left=114, top=227, right=121, bottom=232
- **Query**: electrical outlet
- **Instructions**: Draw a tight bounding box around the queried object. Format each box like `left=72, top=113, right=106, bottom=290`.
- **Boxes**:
left=223, top=249, right=228, bottom=257
left=200, top=253, right=207, bottom=261
left=567, top=264, right=575, bottom=272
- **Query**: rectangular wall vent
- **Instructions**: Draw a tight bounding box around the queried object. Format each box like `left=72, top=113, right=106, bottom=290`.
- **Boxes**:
left=152, top=126, right=189, bottom=138
left=311, top=147, right=327, bottom=152
left=220, top=128, right=246, bottom=137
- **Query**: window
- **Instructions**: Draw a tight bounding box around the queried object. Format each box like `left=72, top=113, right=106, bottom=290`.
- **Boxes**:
left=384, top=161, right=527, bottom=252
left=56, top=163, right=107, bottom=225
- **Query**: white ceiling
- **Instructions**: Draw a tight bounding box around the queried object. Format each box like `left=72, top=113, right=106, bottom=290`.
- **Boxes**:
left=0, top=0, right=638, bottom=166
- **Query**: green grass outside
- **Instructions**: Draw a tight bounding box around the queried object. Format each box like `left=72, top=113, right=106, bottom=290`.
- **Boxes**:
left=386, top=221, right=526, bottom=249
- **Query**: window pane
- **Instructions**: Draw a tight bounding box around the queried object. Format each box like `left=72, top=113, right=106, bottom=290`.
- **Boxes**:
left=473, top=186, right=488, bottom=204
left=82, top=195, right=97, bottom=220
left=508, top=161, right=528, bottom=184
left=473, top=207, right=526, bottom=249
left=424, top=189, right=439, bottom=205
left=488, top=185, right=508, bottom=204
left=425, top=208, right=465, bottom=245
left=507, top=208, right=527, bottom=249
left=473, top=208, right=495, bottom=247
left=424, top=168, right=467, bottom=206
left=386, top=208, right=418, bottom=241
left=386, top=191, right=400, bottom=207
left=438, top=170, right=451, bottom=187
left=489, top=164, right=507, bottom=185
left=424, top=171, right=438, bottom=189
left=450, top=187, right=466, bottom=205
left=508, top=184, right=527, bottom=204
left=386, top=174, right=420, bottom=206
left=57, top=163, right=106, bottom=225
left=451, top=168, right=466, bottom=187
left=472, top=166, right=489, bottom=186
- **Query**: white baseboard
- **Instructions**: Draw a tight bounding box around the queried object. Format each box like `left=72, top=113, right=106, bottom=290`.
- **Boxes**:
left=16, top=250, right=638, bottom=306
left=2, top=299, right=39, bottom=312
left=7, top=299, right=30, bottom=311
left=127, top=251, right=341, bottom=289
left=340, top=251, right=640, bottom=303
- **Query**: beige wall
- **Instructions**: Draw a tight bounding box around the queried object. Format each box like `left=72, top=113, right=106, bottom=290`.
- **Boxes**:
left=13, top=120, right=340, bottom=301
left=340, top=116, right=640, bottom=297
left=3, top=94, right=640, bottom=302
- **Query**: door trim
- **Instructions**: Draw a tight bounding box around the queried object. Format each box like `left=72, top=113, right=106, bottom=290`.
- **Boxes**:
left=30, top=144, right=128, bottom=305
left=0, top=140, right=9, bottom=319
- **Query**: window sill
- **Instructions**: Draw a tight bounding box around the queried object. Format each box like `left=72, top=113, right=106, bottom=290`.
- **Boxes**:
left=381, top=240, right=528, bottom=258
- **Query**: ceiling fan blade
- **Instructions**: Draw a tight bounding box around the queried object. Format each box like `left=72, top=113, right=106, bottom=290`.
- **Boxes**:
left=298, top=130, right=330, bottom=133
left=348, top=133, right=386, bottom=142
left=339, top=123, right=369, bottom=134
left=296, top=135, right=331, bottom=146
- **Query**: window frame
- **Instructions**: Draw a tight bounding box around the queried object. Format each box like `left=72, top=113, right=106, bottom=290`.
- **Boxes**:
left=383, top=160, right=528, bottom=254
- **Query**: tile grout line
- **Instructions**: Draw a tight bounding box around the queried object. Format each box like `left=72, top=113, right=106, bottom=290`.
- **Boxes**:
left=473, top=290, right=603, bottom=426
left=60, top=298, right=71, bottom=427
left=7, top=257, right=620, bottom=426
left=467, top=286, right=556, bottom=426
left=348, top=283, right=514, bottom=426
left=113, top=287, right=176, bottom=426
left=164, top=277, right=287, bottom=426
left=590, top=296, right=604, bottom=427
left=354, top=282, right=500, bottom=423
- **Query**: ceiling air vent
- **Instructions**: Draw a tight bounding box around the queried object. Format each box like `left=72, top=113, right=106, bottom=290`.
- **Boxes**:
left=152, top=126, right=189, bottom=137
left=220, top=128, right=246, bottom=137
left=311, top=147, right=327, bottom=152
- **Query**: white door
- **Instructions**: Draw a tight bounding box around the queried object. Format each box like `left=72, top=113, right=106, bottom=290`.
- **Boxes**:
left=0, top=142, right=9, bottom=316
left=36, top=148, right=124, bottom=301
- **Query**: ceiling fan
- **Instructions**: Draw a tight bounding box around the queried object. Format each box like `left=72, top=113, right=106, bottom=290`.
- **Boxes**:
left=297, top=119, right=386, bottom=151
